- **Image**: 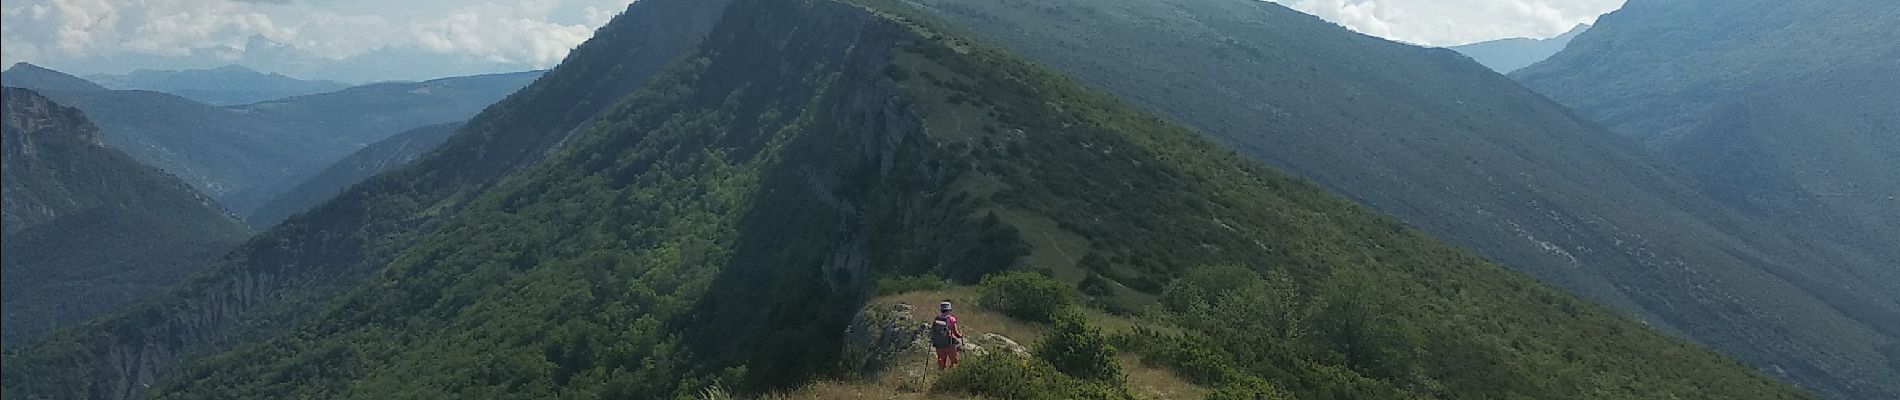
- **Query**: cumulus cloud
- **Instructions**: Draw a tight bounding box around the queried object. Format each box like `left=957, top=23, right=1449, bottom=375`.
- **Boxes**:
left=3, top=0, right=1618, bottom=80
left=1, top=0, right=632, bottom=80
left=410, top=0, right=599, bottom=66
left=1271, top=0, right=1625, bottom=46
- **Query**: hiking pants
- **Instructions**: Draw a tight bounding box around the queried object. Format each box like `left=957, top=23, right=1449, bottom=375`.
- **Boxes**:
left=935, top=346, right=959, bottom=369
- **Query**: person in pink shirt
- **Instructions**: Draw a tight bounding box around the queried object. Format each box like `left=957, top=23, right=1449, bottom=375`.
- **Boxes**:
left=929, top=301, right=965, bottom=369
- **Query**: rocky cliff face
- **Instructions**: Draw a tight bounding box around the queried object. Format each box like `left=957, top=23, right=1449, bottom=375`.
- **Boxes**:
left=2, top=88, right=249, bottom=348
left=2, top=87, right=112, bottom=232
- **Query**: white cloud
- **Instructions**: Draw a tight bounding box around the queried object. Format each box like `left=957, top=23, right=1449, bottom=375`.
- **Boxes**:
left=410, top=0, right=598, bottom=67
left=2, top=0, right=633, bottom=79
left=584, top=0, right=635, bottom=26
left=4, top=0, right=1618, bottom=79
left=1271, top=0, right=1625, bottom=46
left=51, top=0, right=119, bottom=54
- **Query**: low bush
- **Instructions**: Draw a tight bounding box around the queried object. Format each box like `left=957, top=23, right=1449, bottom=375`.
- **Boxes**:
left=935, top=353, right=1132, bottom=400
left=977, top=271, right=1077, bottom=323
left=1037, top=310, right=1124, bottom=383
left=874, top=274, right=947, bottom=296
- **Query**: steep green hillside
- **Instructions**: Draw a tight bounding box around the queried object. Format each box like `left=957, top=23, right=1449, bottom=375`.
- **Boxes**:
left=1515, top=0, right=1899, bottom=144
left=0, top=1, right=1807, bottom=399
left=1, top=65, right=540, bottom=217
left=85, top=65, right=353, bottom=106
left=1517, top=1, right=1900, bottom=396
left=0, top=0, right=735, bottom=396
left=898, top=0, right=1897, bottom=397
left=1671, top=69, right=1900, bottom=266
left=248, top=122, right=464, bottom=228
left=1, top=88, right=250, bottom=346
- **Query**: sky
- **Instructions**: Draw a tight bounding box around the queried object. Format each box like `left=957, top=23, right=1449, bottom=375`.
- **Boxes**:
left=0, top=0, right=1626, bottom=83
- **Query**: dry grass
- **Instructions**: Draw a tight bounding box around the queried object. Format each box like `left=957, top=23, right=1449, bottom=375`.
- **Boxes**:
left=760, top=288, right=1205, bottom=399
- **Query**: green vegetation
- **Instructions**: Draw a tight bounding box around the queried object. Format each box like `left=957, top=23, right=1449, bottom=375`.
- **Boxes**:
left=0, top=0, right=1825, bottom=399
left=896, top=0, right=1900, bottom=397
left=247, top=122, right=464, bottom=227
left=1, top=88, right=251, bottom=346
left=978, top=272, right=1078, bottom=323
left=936, top=353, right=1133, bottom=400
left=1517, top=1, right=1900, bottom=397
left=1038, top=311, right=1125, bottom=383
left=873, top=275, right=949, bottom=296
left=941, top=295, right=1130, bottom=399
left=0, top=0, right=732, bottom=397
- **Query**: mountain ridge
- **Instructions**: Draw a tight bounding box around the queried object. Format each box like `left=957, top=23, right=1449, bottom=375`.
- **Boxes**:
left=1448, top=24, right=1590, bottom=73
left=247, top=122, right=464, bottom=227
left=1, top=87, right=251, bottom=346
left=2, top=64, right=542, bottom=218
left=895, top=0, right=1896, bottom=397
left=8, top=0, right=1808, bottom=399
left=1515, top=1, right=1900, bottom=396
left=1, top=64, right=107, bottom=92
left=85, top=65, right=353, bottom=106
left=0, top=0, right=736, bottom=396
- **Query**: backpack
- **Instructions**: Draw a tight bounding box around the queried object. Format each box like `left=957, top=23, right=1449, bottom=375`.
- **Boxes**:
left=929, top=315, right=955, bottom=348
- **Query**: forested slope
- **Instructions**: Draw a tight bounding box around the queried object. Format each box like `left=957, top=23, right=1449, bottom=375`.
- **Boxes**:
left=1517, top=1, right=1900, bottom=396
left=0, top=0, right=734, bottom=396
left=248, top=122, right=464, bottom=228
left=3, top=1, right=1811, bottom=399
left=1, top=88, right=250, bottom=346
left=895, top=0, right=1897, bottom=397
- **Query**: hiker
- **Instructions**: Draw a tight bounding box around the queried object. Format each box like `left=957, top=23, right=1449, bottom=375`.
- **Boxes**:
left=930, top=301, right=965, bottom=369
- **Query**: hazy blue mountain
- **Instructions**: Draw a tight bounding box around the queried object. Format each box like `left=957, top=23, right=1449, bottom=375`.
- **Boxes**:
left=0, top=64, right=542, bottom=218
left=229, top=71, right=542, bottom=150
left=6, top=78, right=348, bottom=219
left=247, top=122, right=463, bottom=227
left=1, top=63, right=107, bottom=92
left=1, top=88, right=250, bottom=346
left=1516, top=0, right=1899, bottom=144
left=85, top=65, right=352, bottom=106
left=2, top=1, right=1805, bottom=399
left=1448, top=24, right=1589, bottom=73
left=1515, top=1, right=1900, bottom=397
left=900, top=0, right=1895, bottom=397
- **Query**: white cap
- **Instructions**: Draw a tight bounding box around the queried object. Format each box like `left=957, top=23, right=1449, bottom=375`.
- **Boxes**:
left=939, top=301, right=953, bottom=312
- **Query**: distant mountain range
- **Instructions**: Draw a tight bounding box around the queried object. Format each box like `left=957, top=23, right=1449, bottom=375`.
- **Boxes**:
left=0, top=64, right=107, bottom=92
left=23, top=34, right=548, bottom=85
left=1, top=88, right=250, bottom=346
left=85, top=65, right=352, bottom=106
left=247, top=122, right=463, bottom=227
left=1448, top=24, right=1589, bottom=73
left=1, top=63, right=542, bottom=220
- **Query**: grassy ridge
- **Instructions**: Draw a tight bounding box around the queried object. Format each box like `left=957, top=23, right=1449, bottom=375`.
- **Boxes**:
left=116, top=0, right=1807, bottom=398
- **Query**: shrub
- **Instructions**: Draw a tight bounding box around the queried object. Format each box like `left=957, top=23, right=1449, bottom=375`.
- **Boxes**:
left=1206, top=379, right=1295, bottom=400
left=1079, top=273, right=1115, bottom=297
left=1036, top=310, right=1124, bottom=383
left=936, top=353, right=1133, bottom=400
left=873, top=274, right=946, bottom=296
left=978, top=271, right=1077, bottom=322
